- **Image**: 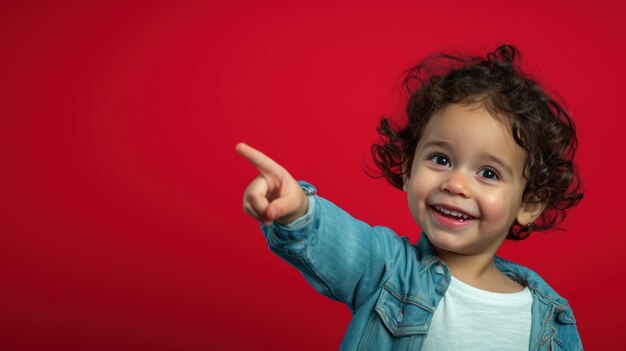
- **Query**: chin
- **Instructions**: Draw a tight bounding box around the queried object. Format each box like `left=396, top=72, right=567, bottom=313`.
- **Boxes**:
left=423, top=230, right=476, bottom=255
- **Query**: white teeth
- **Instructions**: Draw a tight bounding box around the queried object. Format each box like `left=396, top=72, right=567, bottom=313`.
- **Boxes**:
left=435, top=206, right=471, bottom=220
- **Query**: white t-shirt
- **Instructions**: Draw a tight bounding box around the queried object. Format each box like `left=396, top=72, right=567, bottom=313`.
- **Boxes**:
left=422, top=276, right=532, bottom=351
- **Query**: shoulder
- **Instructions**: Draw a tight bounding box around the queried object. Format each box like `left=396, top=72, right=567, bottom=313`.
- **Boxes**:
left=374, top=233, right=443, bottom=300
left=494, top=256, right=575, bottom=319
left=495, top=257, right=566, bottom=301
left=495, top=257, right=583, bottom=349
left=370, top=229, right=438, bottom=272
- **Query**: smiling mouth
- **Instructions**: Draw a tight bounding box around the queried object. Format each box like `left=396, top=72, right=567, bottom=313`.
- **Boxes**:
left=431, top=205, right=476, bottom=221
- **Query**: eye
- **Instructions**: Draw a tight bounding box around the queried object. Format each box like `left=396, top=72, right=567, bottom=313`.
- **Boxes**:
left=429, top=154, right=450, bottom=167
left=478, top=168, right=500, bottom=180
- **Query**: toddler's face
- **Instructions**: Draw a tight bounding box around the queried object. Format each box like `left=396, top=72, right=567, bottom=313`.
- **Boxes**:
left=404, top=103, right=538, bottom=257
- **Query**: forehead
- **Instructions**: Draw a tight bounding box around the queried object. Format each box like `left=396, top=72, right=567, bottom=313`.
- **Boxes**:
left=419, top=103, right=527, bottom=172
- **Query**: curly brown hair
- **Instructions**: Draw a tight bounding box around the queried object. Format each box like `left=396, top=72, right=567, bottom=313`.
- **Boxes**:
left=371, top=44, right=583, bottom=240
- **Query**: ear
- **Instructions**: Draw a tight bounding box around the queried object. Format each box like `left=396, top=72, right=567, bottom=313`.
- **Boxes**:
left=402, top=174, right=409, bottom=192
left=402, top=159, right=411, bottom=192
left=516, top=201, right=545, bottom=226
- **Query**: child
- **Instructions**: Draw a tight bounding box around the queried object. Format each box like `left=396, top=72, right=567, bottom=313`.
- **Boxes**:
left=236, top=44, right=583, bottom=350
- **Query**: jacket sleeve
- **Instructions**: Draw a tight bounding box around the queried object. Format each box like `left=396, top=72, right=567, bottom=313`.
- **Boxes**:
left=261, top=181, right=405, bottom=311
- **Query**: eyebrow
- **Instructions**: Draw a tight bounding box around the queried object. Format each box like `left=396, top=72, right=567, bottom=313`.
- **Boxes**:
left=422, top=140, right=453, bottom=151
left=422, top=140, right=514, bottom=176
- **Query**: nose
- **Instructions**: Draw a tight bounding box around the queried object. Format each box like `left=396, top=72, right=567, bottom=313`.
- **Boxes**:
left=440, top=170, right=471, bottom=198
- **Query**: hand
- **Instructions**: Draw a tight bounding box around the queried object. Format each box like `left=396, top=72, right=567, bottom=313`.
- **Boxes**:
left=236, top=142, right=308, bottom=226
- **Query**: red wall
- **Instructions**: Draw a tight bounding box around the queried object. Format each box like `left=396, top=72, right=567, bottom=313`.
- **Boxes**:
left=1, top=1, right=624, bottom=349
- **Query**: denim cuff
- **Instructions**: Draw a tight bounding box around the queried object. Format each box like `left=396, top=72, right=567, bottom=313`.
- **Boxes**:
left=273, top=180, right=317, bottom=231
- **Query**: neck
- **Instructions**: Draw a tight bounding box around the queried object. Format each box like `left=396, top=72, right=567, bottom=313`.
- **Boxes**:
left=434, top=246, right=524, bottom=293
left=435, top=247, right=498, bottom=281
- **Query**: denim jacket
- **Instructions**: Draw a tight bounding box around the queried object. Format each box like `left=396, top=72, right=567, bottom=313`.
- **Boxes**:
left=261, top=182, right=583, bottom=350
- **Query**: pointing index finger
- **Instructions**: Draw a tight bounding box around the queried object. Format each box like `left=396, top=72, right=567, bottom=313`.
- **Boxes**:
left=235, top=142, right=284, bottom=176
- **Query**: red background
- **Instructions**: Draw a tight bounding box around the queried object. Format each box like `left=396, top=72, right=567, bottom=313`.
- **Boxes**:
left=1, top=1, right=624, bottom=350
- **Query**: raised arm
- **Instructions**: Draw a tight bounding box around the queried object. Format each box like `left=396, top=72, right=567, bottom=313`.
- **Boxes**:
left=236, top=143, right=405, bottom=310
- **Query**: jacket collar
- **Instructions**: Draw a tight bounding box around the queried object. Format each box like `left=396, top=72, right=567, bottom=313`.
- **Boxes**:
left=416, top=233, right=441, bottom=272
left=415, top=233, right=574, bottom=322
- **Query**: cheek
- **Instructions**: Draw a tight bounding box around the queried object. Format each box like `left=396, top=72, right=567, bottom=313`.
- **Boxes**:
left=407, top=186, right=429, bottom=228
left=409, top=168, right=435, bottom=192
left=479, top=190, right=516, bottom=220
left=407, top=186, right=423, bottom=214
left=407, top=174, right=434, bottom=215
